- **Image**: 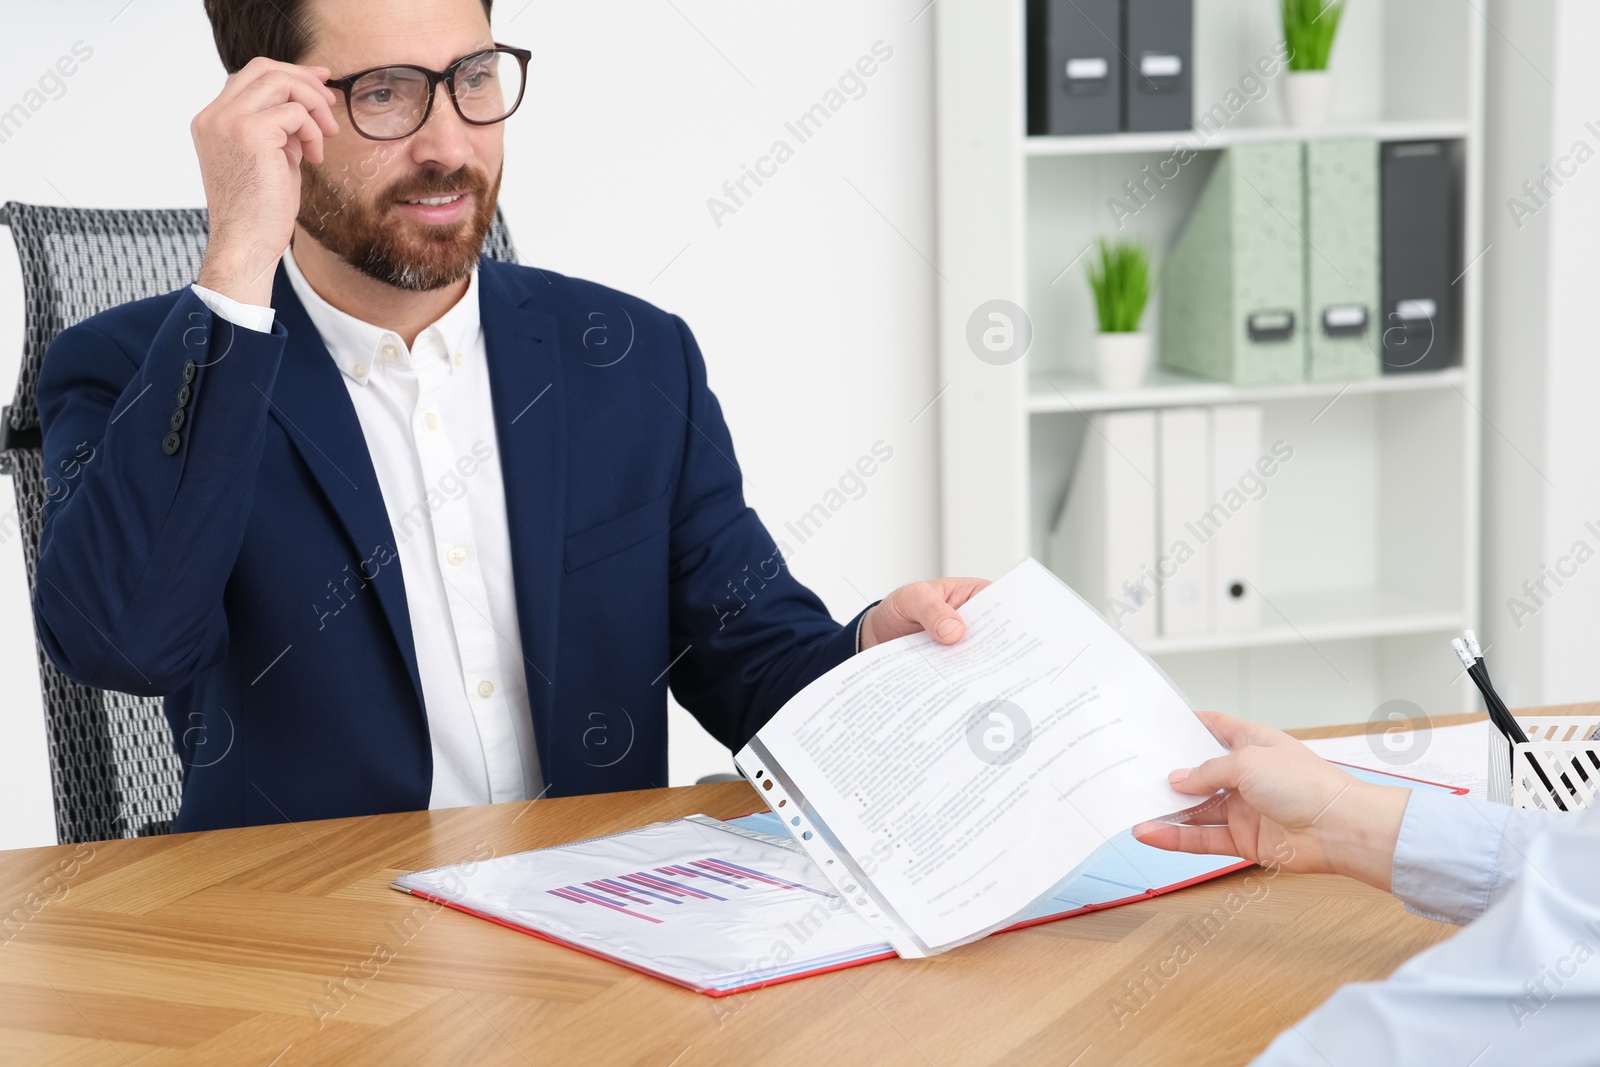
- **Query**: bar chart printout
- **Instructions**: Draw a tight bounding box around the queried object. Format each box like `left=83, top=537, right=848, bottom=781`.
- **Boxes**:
left=393, top=815, right=894, bottom=993
left=547, top=855, right=834, bottom=923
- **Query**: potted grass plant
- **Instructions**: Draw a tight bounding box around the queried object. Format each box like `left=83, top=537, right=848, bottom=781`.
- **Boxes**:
left=1086, top=239, right=1153, bottom=390
left=1281, top=0, right=1347, bottom=128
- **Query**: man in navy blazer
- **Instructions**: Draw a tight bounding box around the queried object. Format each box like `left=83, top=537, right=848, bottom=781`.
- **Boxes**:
left=32, top=0, right=985, bottom=832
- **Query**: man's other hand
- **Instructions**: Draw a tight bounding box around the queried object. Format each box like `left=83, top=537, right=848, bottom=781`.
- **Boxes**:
left=860, top=577, right=990, bottom=651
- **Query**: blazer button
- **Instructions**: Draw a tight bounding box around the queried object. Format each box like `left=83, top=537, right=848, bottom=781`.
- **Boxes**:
left=182, top=361, right=197, bottom=384
left=162, top=432, right=182, bottom=455
left=169, top=409, right=186, bottom=432
left=176, top=384, right=191, bottom=408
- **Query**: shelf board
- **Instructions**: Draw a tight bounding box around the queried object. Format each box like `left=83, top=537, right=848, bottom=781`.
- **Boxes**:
left=1028, top=366, right=1465, bottom=415
left=1025, top=118, right=1471, bottom=158
left=1137, top=588, right=1465, bottom=656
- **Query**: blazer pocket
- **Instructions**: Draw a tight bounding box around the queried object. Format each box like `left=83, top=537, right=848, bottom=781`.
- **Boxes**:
left=563, top=488, right=673, bottom=573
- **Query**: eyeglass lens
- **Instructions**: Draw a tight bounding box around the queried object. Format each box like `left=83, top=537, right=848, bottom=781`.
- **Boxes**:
left=347, top=50, right=524, bottom=138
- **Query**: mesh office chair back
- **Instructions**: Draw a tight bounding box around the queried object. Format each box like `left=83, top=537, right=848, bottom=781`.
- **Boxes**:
left=0, top=201, right=519, bottom=843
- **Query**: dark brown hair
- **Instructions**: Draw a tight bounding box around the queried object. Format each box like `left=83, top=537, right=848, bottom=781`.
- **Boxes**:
left=203, top=0, right=496, bottom=74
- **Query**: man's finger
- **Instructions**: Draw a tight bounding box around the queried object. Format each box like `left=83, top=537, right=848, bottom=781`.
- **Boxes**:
left=885, top=582, right=965, bottom=643
left=221, top=58, right=334, bottom=107
left=236, top=73, right=340, bottom=137
left=925, top=602, right=967, bottom=643
left=942, top=577, right=991, bottom=610
left=259, top=103, right=325, bottom=164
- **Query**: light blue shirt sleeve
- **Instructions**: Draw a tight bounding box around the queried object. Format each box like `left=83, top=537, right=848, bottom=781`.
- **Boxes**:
left=1251, top=791, right=1599, bottom=1066
left=1390, top=788, right=1558, bottom=924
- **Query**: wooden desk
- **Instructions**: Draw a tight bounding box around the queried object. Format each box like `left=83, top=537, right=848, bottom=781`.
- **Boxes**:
left=0, top=717, right=1488, bottom=1066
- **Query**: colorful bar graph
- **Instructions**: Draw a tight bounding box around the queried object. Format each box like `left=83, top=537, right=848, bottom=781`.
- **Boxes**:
left=548, top=856, right=834, bottom=922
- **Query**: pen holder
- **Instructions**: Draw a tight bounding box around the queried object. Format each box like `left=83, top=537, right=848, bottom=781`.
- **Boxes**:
left=1487, top=715, right=1600, bottom=810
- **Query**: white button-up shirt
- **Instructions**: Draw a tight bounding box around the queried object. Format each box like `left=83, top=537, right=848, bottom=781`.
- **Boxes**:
left=192, top=252, right=543, bottom=809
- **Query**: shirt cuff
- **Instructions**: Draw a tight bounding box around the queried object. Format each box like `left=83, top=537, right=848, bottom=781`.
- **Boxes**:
left=1389, top=787, right=1551, bottom=925
left=852, top=600, right=881, bottom=654
left=191, top=283, right=276, bottom=334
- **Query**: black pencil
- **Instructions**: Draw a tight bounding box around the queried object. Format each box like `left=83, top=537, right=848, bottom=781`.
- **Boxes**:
left=1466, top=634, right=1587, bottom=802
left=1453, top=638, right=1568, bottom=805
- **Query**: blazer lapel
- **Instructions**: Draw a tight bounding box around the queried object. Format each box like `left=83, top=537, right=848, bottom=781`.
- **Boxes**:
left=478, top=259, right=567, bottom=779
left=265, top=266, right=425, bottom=713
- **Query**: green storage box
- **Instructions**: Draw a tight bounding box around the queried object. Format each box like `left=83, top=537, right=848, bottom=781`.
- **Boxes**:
left=1160, top=141, right=1307, bottom=386
left=1305, top=138, right=1381, bottom=381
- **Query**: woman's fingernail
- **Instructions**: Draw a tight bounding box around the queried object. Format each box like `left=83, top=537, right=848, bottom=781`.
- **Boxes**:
left=936, top=618, right=961, bottom=640
left=1168, top=768, right=1191, bottom=785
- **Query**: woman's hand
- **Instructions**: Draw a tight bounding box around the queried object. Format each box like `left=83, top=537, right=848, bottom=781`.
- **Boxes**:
left=1133, top=711, right=1412, bottom=892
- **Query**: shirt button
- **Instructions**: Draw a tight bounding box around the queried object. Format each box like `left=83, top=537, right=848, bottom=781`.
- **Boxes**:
left=353, top=362, right=368, bottom=380
left=453, top=352, right=464, bottom=366
left=382, top=344, right=400, bottom=362
left=425, top=412, right=438, bottom=430
left=477, top=680, right=495, bottom=699
left=447, top=546, right=467, bottom=566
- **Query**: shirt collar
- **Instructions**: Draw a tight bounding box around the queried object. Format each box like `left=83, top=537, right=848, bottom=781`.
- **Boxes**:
left=281, top=245, right=481, bottom=387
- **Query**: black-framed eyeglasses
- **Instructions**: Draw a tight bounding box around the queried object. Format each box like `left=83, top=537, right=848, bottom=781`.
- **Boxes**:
left=325, top=44, right=532, bottom=141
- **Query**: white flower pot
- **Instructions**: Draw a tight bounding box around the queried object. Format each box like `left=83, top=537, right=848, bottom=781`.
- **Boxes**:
left=1094, top=332, right=1151, bottom=391
left=1283, top=70, right=1333, bottom=129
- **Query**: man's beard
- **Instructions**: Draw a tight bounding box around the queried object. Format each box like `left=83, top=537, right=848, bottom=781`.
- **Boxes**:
left=296, top=161, right=502, bottom=292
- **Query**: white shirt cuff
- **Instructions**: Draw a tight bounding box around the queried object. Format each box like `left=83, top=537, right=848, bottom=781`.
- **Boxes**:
left=191, top=283, right=276, bottom=334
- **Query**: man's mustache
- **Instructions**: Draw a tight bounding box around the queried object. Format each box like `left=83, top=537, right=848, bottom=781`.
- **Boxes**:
left=387, top=169, right=487, bottom=203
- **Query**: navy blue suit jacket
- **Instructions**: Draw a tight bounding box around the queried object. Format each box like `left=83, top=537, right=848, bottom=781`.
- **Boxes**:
left=33, top=257, right=865, bottom=832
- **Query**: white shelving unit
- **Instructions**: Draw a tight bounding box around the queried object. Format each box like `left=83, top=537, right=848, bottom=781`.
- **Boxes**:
left=1029, top=365, right=1467, bottom=414
left=1024, top=118, right=1471, bottom=157
left=933, top=0, right=1485, bottom=730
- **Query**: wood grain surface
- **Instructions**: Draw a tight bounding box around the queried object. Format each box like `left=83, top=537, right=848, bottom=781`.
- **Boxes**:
left=1, top=712, right=1537, bottom=1066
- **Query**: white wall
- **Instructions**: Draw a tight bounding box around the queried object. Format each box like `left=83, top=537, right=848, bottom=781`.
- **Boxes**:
left=0, top=0, right=940, bottom=849
left=1481, top=0, right=1600, bottom=711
